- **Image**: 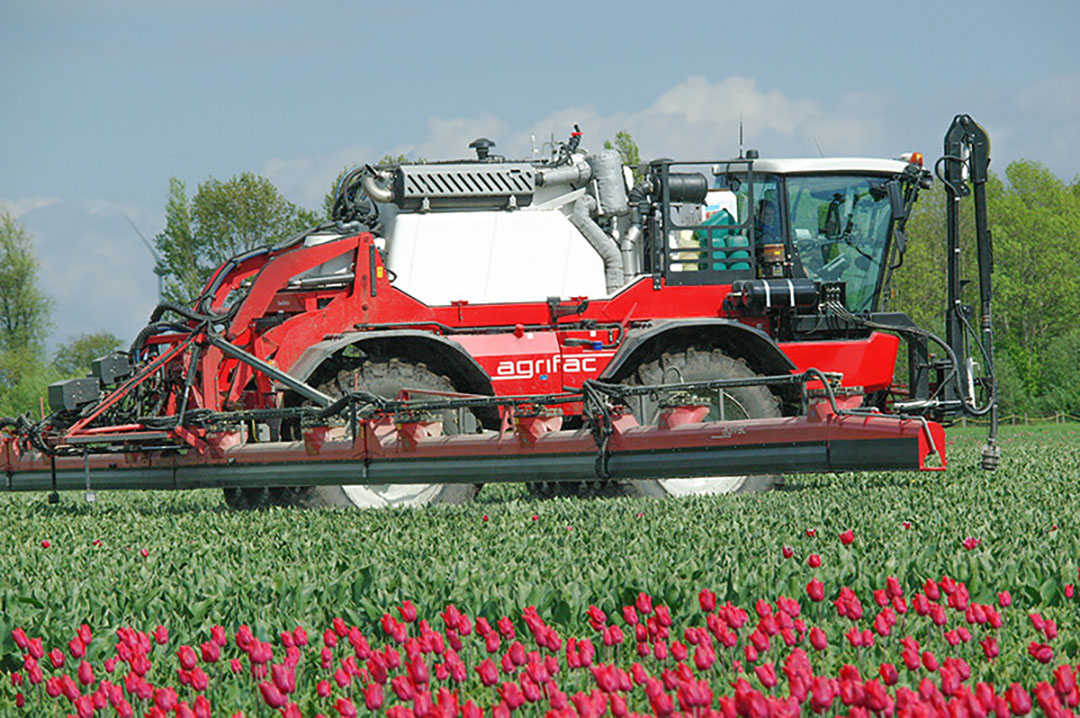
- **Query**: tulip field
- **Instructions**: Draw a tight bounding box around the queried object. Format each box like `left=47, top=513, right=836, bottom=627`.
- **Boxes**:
left=3, top=424, right=1080, bottom=716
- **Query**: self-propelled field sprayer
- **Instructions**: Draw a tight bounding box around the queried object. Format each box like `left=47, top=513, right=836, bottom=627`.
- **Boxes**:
left=0, top=115, right=998, bottom=509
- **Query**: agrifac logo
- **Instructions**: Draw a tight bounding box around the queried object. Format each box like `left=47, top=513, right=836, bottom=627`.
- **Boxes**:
left=492, top=353, right=616, bottom=381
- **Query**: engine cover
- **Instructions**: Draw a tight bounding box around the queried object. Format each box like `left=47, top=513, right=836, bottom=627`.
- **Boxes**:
left=394, top=163, right=535, bottom=210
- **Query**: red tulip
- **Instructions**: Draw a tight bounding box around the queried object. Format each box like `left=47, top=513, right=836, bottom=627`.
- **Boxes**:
left=153, top=625, right=169, bottom=645
left=754, top=662, right=777, bottom=689
left=921, top=651, right=938, bottom=672
left=155, top=687, right=179, bottom=711
left=77, top=660, right=94, bottom=686
left=40, top=540, right=50, bottom=548
left=48, top=648, right=65, bottom=669
left=806, top=578, right=824, bottom=602
left=140, top=548, right=149, bottom=558
left=271, top=663, right=296, bottom=694
left=839, top=529, right=854, bottom=545
left=698, top=589, right=717, bottom=612
left=365, top=683, right=384, bottom=710
left=178, top=645, right=198, bottom=670
left=902, top=521, right=911, bottom=530
left=258, top=681, right=286, bottom=708
left=805, top=528, right=816, bottom=537
left=399, top=600, right=418, bottom=623
left=808, top=554, right=821, bottom=568
left=879, top=663, right=898, bottom=686
left=997, top=591, right=1012, bottom=607
left=200, top=641, right=219, bottom=663
left=782, top=546, right=794, bottom=559
left=1006, top=684, right=1032, bottom=715
left=476, top=658, right=498, bottom=687
left=809, top=627, right=827, bottom=651
left=1028, top=641, right=1053, bottom=664
left=335, top=697, right=358, bottom=718
left=636, top=592, right=653, bottom=614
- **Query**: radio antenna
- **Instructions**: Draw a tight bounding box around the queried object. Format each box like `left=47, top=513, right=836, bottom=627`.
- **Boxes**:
left=738, top=115, right=744, bottom=159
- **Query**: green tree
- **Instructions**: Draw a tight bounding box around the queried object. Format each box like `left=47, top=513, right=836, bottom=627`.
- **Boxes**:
left=0, top=348, right=62, bottom=418
left=989, top=160, right=1080, bottom=402
left=155, top=173, right=320, bottom=302
left=0, top=211, right=55, bottom=417
left=604, top=130, right=642, bottom=182
left=52, top=331, right=124, bottom=377
left=0, top=211, right=52, bottom=352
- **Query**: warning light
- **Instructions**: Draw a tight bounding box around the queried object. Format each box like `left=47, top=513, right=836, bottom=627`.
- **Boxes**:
left=901, top=152, right=924, bottom=167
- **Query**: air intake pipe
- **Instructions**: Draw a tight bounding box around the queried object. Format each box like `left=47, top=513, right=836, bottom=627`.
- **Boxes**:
left=569, top=195, right=623, bottom=294
left=536, top=160, right=591, bottom=188
left=360, top=166, right=395, bottom=204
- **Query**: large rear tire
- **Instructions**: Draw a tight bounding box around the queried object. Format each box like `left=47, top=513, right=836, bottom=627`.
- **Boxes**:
left=223, top=357, right=479, bottom=510
left=527, top=346, right=782, bottom=499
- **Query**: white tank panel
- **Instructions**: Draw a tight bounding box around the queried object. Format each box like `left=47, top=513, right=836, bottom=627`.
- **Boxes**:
left=385, top=210, right=607, bottom=305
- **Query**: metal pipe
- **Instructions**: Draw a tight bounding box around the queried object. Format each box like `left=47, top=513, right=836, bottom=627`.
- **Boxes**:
left=621, top=225, right=642, bottom=278
left=360, top=167, right=395, bottom=203
left=568, top=195, right=623, bottom=294
left=537, top=161, right=591, bottom=188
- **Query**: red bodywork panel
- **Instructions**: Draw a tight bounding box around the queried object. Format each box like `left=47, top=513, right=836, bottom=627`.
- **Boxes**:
left=223, top=233, right=898, bottom=410
left=77, top=232, right=901, bottom=420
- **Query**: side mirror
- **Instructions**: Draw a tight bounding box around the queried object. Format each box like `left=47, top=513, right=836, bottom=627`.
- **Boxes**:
left=886, top=180, right=906, bottom=220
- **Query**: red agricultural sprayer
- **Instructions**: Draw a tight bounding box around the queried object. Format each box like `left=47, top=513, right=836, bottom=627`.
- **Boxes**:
left=0, top=115, right=998, bottom=509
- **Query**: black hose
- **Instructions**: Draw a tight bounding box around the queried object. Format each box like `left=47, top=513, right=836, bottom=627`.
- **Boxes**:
left=0, top=416, right=17, bottom=430
left=149, top=301, right=217, bottom=325
left=128, top=321, right=198, bottom=357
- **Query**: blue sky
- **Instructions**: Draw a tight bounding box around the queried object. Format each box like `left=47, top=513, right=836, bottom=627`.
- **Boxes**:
left=2, top=0, right=1079, bottom=349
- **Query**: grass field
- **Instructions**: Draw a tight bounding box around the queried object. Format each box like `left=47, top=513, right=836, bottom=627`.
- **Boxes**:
left=4, top=423, right=1080, bottom=713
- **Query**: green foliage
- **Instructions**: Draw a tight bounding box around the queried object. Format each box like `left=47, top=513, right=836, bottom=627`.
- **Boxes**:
left=51, top=331, right=123, bottom=377
left=154, top=173, right=320, bottom=303
left=604, top=130, right=642, bottom=182
left=0, top=211, right=52, bottom=353
left=0, top=346, right=62, bottom=418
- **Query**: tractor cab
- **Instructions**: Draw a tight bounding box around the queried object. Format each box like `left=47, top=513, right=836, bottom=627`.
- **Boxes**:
left=648, top=156, right=926, bottom=313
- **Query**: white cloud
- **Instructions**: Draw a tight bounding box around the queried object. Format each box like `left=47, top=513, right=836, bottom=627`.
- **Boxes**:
left=0, top=196, right=61, bottom=219
left=413, top=113, right=512, bottom=161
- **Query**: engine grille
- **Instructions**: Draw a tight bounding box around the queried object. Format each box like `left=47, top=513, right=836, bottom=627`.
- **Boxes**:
left=394, top=163, right=535, bottom=209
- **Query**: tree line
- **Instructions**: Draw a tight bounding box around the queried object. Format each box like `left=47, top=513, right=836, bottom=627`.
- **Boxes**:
left=1, top=142, right=1077, bottom=418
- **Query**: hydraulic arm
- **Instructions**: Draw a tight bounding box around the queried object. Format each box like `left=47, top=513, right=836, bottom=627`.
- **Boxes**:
left=941, top=114, right=999, bottom=469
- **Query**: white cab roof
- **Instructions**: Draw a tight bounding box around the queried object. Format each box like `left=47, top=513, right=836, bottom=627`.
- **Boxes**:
left=737, top=157, right=913, bottom=176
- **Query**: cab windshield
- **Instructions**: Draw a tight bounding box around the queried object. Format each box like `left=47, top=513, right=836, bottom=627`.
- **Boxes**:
left=786, top=174, right=893, bottom=312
